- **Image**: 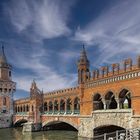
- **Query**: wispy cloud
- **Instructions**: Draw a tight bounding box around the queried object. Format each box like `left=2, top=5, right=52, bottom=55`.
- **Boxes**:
left=8, top=43, right=77, bottom=96
left=74, top=0, right=140, bottom=66
left=5, top=0, right=75, bottom=41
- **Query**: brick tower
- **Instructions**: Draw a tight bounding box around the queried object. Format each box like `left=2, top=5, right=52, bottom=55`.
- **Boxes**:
left=77, top=45, right=90, bottom=84
left=0, top=46, right=16, bottom=128
left=29, top=80, right=43, bottom=123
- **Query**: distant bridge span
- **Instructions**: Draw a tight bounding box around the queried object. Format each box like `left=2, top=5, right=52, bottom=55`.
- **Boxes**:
left=13, top=53, right=140, bottom=138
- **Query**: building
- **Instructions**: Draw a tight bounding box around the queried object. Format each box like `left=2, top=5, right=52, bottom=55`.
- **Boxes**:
left=0, top=46, right=16, bottom=128
left=2, top=46, right=140, bottom=138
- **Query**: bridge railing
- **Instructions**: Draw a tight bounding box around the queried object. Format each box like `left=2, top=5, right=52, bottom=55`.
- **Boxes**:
left=43, top=110, right=80, bottom=115
left=66, top=110, right=72, bottom=114
left=73, top=110, right=80, bottom=114
left=15, top=112, right=28, bottom=115
left=93, top=128, right=140, bottom=140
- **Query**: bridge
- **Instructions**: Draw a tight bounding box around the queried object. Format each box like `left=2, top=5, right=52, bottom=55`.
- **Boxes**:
left=13, top=48, right=140, bottom=139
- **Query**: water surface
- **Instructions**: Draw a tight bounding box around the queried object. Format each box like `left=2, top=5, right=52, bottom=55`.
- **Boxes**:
left=0, top=128, right=78, bottom=140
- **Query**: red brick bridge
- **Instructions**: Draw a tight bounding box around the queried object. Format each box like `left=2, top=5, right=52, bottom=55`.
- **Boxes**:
left=13, top=48, right=140, bottom=138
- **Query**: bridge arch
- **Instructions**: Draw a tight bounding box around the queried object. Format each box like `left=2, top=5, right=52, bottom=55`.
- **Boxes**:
left=14, top=118, right=28, bottom=127
left=93, top=125, right=125, bottom=136
left=42, top=119, right=78, bottom=130
left=93, top=116, right=130, bottom=130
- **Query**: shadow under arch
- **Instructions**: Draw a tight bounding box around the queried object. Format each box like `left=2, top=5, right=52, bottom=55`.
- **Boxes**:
left=42, top=120, right=78, bottom=131
left=119, top=88, right=131, bottom=109
left=94, top=125, right=125, bottom=136
left=105, top=91, right=117, bottom=109
left=14, top=119, right=28, bottom=127
left=93, top=93, right=104, bottom=110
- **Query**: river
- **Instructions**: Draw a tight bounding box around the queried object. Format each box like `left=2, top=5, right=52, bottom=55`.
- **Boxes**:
left=0, top=128, right=79, bottom=140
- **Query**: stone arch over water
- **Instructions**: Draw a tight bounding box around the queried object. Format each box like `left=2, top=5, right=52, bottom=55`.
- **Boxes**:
left=42, top=119, right=78, bottom=130
left=93, top=125, right=125, bottom=136
left=14, top=119, right=28, bottom=127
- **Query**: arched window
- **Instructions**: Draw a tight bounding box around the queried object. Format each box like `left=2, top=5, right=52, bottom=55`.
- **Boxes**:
left=119, top=89, right=131, bottom=109
left=44, top=102, right=48, bottom=111
left=3, top=97, right=6, bottom=106
left=60, top=99, right=65, bottom=114
left=15, top=106, right=17, bottom=113
left=74, top=97, right=80, bottom=114
left=93, top=93, right=103, bottom=110
left=54, top=100, right=58, bottom=113
left=81, top=69, right=84, bottom=83
left=32, top=105, right=34, bottom=112
left=20, top=106, right=23, bottom=112
left=49, top=101, right=53, bottom=113
left=66, top=98, right=72, bottom=114
left=105, top=91, right=117, bottom=109
left=26, top=105, right=29, bottom=112
left=23, top=105, right=26, bottom=112
left=18, top=106, right=20, bottom=112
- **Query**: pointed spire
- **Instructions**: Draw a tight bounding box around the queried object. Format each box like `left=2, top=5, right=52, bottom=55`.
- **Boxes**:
left=31, top=79, right=37, bottom=90
left=0, top=43, right=7, bottom=64
left=80, top=44, right=88, bottom=60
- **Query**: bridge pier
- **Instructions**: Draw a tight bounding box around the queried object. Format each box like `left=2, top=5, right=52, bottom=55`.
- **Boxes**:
left=22, top=122, right=42, bottom=132
left=78, top=117, right=94, bottom=139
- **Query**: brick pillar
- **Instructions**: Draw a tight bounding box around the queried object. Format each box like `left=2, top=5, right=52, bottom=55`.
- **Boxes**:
left=65, top=100, right=67, bottom=114
left=72, top=100, right=74, bottom=114
left=102, top=99, right=106, bottom=109
left=52, top=101, right=54, bottom=114
left=115, top=98, right=120, bottom=109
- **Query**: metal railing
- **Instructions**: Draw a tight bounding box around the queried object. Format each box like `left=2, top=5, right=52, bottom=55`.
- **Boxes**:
left=15, top=112, right=28, bottom=115
left=43, top=110, right=80, bottom=115
left=93, top=128, right=140, bottom=140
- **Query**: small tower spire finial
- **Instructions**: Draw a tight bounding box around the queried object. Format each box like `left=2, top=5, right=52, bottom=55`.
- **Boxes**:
left=2, top=44, right=4, bottom=55
left=83, top=44, right=85, bottom=50
left=1, top=41, right=4, bottom=54
left=0, top=41, right=7, bottom=64
left=77, top=44, right=90, bottom=84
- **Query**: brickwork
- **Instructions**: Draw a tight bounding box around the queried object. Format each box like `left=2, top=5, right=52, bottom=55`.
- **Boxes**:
left=0, top=46, right=16, bottom=128
left=12, top=47, right=140, bottom=138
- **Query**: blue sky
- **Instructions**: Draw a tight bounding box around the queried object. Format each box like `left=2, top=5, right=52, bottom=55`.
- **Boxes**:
left=0, top=0, right=140, bottom=99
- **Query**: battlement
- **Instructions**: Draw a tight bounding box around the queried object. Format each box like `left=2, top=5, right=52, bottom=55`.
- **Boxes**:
left=44, top=86, right=79, bottom=97
left=90, top=56, right=140, bottom=81
left=14, top=97, right=30, bottom=104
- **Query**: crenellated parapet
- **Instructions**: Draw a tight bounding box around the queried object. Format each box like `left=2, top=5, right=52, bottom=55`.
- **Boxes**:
left=44, top=86, right=79, bottom=97
left=85, top=57, right=140, bottom=88
left=91, top=57, right=140, bottom=81
left=112, top=63, right=120, bottom=74
left=14, top=97, right=30, bottom=104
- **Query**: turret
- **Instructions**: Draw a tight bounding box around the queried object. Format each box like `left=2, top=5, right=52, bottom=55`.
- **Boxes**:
left=30, top=80, right=43, bottom=123
left=30, top=80, right=41, bottom=99
left=77, top=45, right=90, bottom=84
left=0, top=45, right=16, bottom=128
left=0, top=46, right=12, bottom=80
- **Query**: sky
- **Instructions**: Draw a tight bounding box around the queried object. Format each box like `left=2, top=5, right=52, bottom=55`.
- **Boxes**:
left=0, top=0, right=140, bottom=99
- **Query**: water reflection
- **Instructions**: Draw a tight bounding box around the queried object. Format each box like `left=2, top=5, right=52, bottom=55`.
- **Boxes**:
left=0, top=128, right=78, bottom=140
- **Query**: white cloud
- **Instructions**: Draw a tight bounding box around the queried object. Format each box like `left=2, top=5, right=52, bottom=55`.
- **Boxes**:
left=5, top=0, right=75, bottom=41
left=9, top=45, right=77, bottom=93
left=74, top=0, right=140, bottom=66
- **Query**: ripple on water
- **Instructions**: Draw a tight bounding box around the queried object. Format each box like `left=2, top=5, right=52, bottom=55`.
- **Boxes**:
left=0, top=128, right=78, bottom=140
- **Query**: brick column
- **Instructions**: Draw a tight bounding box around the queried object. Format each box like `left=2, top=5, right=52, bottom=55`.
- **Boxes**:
left=115, top=98, right=120, bottom=109
left=102, top=99, right=106, bottom=110
left=65, top=100, right=67, bottom=114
